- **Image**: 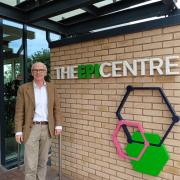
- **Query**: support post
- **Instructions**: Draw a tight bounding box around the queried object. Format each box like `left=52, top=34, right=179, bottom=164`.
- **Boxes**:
left=58, top=133, right=62, bottom=180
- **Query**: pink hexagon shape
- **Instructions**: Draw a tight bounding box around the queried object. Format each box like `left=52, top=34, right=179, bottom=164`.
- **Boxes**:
left=112, top=120, right=149, bottom=161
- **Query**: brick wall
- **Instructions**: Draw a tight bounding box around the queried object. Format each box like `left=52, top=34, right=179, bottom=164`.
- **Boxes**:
left=50, top=25, right=180, bottom=180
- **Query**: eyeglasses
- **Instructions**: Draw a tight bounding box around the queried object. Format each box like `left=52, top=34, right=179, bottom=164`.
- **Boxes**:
left=32, top=69, right=46, bottom=73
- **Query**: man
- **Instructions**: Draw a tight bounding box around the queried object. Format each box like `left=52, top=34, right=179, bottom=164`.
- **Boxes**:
left=15, top=62, right=63, bottom=180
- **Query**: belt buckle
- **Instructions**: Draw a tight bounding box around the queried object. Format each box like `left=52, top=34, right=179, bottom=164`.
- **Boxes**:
left=35, top=121, right=38, bottom=125
left=33, top=121, right=41, bottom=125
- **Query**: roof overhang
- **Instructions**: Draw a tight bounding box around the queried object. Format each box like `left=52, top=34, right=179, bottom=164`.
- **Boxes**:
left=0, top=0, right=179, bottom=46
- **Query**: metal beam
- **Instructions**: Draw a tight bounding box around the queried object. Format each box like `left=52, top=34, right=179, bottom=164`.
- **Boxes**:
left=0, top=3, right=67, bottom=34
left=81, top=5, right=99, bottom=16
left=16, top=0, right=37, bottom=10
left=162, top=0, right=177, bottom=14
left=0, top=2, right=25, bottom=22
left=67, top=1, right=167, bottom=34
left=33, top=20, right=67, bottom=35
left=163, top=0, right=177, bottom=8
left=38, top=0, right=51, bottom=5
left=16, top=0, right=51, bottom=10
left=60, top=0, right=150, bottom=25
left=50, top=10, right=180, bottom=48
left=60, top=12, right=95, bottom=26
left=27, top=0, right=103, bottom=22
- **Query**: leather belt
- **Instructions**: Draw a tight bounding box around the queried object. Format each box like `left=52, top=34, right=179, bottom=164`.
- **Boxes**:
left=33, top=121, right=48, bottom=125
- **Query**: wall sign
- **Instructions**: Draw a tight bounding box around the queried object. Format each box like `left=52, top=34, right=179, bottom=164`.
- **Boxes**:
left=55, top=56, right=180, bottom=79
left=113, top=85, right=180, bottom=176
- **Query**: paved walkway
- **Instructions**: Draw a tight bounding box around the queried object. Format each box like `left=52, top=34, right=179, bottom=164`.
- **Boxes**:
left=0, top=165, right=70, bottom=180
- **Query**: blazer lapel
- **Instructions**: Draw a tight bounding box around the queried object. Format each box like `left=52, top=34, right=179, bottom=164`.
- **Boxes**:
left=26, top=82, right=35, bottom=106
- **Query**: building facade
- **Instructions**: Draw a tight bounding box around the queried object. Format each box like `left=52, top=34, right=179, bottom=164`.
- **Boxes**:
left=0, top=1, right=180, bottom=179
left=50, top=24, right=180, bottom=180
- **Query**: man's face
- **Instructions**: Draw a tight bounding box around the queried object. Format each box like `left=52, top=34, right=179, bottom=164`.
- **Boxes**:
left=31, top=63, right=47, bottom=82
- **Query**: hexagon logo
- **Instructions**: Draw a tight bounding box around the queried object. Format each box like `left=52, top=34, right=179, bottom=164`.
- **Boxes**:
left=125, top=132, right=169, bottom=176
left=116, top=85, right=180, bottom=147
left=112, top=120, right=149, bottom=161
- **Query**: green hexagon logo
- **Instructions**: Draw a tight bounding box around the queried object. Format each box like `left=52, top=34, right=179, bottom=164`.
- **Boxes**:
left=125, top=132, right=169, bottom=176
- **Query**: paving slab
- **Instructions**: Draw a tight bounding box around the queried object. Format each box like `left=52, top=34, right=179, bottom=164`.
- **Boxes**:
left=0, top=165, right=70, bottom=180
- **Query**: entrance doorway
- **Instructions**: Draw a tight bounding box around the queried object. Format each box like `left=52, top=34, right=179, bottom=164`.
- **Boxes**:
left=0, top=19, right=51, bottom=169
left=2, top=20, right=25, bottom=169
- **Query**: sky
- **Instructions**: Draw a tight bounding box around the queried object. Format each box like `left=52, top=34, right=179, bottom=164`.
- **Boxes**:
left=177, top=0, right=180, bottom=8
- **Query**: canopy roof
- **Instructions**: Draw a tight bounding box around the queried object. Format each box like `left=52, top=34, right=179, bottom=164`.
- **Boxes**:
left=0, top=0, right=179, bottom=46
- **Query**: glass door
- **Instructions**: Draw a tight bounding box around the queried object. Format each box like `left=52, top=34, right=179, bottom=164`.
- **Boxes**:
left=2, top=20, right=24, bottom=169
left=0, top=19, right=48, bottom=169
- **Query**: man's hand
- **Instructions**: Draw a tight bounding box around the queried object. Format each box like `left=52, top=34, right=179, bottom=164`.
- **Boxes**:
left=55, top=129, right=62, bottom=136
left=15, top=135, right=23, bottom=144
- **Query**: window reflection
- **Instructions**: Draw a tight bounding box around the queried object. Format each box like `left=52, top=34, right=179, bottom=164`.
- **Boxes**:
left=3, top=19, right=24, bottom=168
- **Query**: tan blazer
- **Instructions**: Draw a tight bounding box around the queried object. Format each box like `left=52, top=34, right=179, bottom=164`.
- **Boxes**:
left=15, top=81, right=63, bottom=143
